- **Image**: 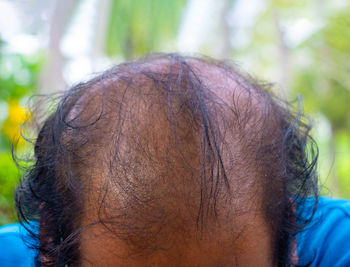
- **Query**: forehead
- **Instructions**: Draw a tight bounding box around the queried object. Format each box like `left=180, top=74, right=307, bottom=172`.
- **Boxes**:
left=80, top=207, right=273, bottom=266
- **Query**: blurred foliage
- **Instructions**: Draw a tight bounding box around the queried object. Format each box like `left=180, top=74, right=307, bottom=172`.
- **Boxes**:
left=232, top=0, right=350, bottom=198
left=294, top=4, right=350, bottom=130
left=0, top=153, right=19, bottom=225
left=0, top=54, right=41, bottom=100
left=106, top=0, right=186, bottom=58
left=336, top=131, right=350, bottom=194
left=0, top=38, right=42, bottom=224
left=290, top=3, right=350, bottom=197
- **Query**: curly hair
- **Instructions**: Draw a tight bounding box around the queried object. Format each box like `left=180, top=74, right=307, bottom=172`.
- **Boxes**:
left=14, top=53, right=319, bottom=267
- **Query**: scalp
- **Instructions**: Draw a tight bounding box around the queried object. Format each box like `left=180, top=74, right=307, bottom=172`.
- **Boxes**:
left=66, top=55, right=277, bottom=257
left=15, top=53, right=319, bottom=267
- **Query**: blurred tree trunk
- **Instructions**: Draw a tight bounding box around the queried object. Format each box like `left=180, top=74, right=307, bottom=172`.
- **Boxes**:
left=39, top=0, right=79, bottom=94
left=218, top=0, right=233, bottom=59
left=274, top=13, right=291, bottom=97
left=177, top=0, right=234, bottom=58
left=91, top=0, right=111, bottom=68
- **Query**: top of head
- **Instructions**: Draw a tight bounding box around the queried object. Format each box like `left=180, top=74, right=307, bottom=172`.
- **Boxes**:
left=18, top=53, right=318, bottom=267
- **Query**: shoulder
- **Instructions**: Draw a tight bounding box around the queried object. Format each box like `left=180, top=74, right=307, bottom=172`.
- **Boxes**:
left=297, top=197, right=350, bottom=267
left=0, top=222, right=38, bottom=267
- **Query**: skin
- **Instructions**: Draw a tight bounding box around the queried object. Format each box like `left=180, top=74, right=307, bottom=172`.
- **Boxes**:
left=79, top=211, right=274, bottom=267
left=60, top=58, right=297, bottom=266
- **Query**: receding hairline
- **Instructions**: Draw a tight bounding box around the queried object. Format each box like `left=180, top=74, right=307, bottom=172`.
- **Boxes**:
left=71, top=55, right=277, bottom=249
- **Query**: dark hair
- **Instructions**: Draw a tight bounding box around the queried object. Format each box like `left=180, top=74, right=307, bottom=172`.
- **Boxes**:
left=15, top=53, right=319, bottom=267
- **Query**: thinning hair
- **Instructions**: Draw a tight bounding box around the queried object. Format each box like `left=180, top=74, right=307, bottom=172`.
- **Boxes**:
left=15, top=53, right=318, bottom=267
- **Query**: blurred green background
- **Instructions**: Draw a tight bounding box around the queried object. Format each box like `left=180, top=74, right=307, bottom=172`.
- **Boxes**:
left=0, top=0, right=349, bottom=225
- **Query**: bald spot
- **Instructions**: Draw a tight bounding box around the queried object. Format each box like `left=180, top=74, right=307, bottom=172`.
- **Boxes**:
left=64, top=57, right=275, bottom=266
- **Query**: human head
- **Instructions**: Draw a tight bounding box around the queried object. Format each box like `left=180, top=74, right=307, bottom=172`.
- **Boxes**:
left=15, top=53, right=318, bottom=267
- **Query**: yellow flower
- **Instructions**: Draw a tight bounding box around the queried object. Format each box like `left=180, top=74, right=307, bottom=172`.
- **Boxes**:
left=1, top=100, right=30, bottom=146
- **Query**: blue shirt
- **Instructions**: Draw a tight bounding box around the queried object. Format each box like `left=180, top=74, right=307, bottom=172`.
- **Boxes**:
left=0, top=222, right=37, bottom=266
left=297, top=197, right=350, bottom=266
left=1, top=197, right=350, bottom=266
